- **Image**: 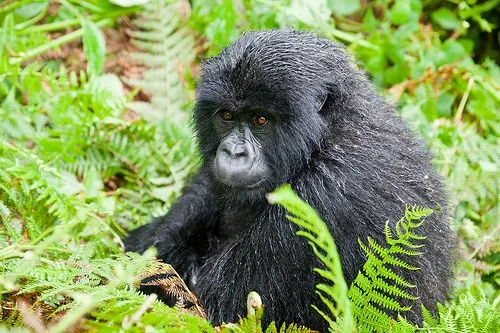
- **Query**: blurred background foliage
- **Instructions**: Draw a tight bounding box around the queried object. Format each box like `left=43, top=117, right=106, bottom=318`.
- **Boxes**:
left=0, top=0, right=498, bottom=331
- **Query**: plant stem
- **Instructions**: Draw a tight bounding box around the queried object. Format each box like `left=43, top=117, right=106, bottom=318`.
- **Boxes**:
left=9, top=17, right=114, bottom=65
left=14, top=2, right=50, bottom=30
left=17, top=6, right=139, bottom=35
left=0, top=0, right=32, bottom=13
left=454, top=76, right=475, bottom=125
left=327, top=26, right=379, bottom=51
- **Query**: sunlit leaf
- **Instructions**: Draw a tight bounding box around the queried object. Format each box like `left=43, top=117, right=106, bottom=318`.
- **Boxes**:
left=436, top=92, right=455, bottom=118
left=84, top=168, right=104, bottom=198
left=327, top=0, right=360, bottom=16
left=14, top=2, right=48, bottom=19
left=431, top=7, right=461, bottom=30
left=363, top=7, right=379, bottom=31
left=391, top=0, right=411, bottom=26
left=110, top=0, right=152, bottom=6
left=82, top=19, right=106, bottom=76
left=287, top=0, right=332, bottom=26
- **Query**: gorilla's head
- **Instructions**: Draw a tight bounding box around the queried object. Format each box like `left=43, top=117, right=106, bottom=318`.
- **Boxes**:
left=194, top=30, right=365, bottom=194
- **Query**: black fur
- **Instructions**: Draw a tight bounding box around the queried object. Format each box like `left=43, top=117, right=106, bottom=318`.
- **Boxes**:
left=124, top=30, right=454, bottom=331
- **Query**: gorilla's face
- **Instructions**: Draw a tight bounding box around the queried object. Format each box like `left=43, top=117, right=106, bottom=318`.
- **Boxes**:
left=194, top=31, right=334, bottom=194
left=212, top=108, right=272, bottom=189
left=195, top=89, right=325, bottom=195
left=195, top=89, right=292, bottom=194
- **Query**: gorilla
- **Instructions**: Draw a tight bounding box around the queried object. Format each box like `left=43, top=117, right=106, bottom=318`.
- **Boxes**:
left=124, top=30, right=454, bottom=331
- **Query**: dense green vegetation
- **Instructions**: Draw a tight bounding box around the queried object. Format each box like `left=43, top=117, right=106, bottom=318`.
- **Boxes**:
left=0, top=0, right=498, bottom=331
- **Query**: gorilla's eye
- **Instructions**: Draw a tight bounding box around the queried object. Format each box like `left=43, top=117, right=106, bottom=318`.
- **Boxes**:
left=250, top=115, right=268, bottom=127
left=218, top=110, right=234, bottom=121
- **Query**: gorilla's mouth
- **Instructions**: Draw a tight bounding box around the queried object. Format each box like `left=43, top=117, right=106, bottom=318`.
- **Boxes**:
left=213, top=156, right=269, bottom=191
left=241, top=179, right=266, bottom=190
left=218, top=177, right=266, bottom=191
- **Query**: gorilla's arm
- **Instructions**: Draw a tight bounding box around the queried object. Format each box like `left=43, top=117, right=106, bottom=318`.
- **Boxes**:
left=124, top=171, right=217, bottom=280
left=194, top=205, right=323, bottom=328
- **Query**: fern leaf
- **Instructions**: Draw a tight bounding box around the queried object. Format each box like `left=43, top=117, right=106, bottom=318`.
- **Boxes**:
left=268, top=184, right=355, bottom=332
left=421, top=305, right=438, bottom=327
left=372, top=277, right=418, bottom=300
left=388, top=244, right=423, bottom=257
left=126, top=1, right=195, bottom=123
left=348, top=206, right=433, bottom=330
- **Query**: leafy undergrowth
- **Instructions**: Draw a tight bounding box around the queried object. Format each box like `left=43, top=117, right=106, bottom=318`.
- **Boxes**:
left=0, top=0, right=498, bottom=332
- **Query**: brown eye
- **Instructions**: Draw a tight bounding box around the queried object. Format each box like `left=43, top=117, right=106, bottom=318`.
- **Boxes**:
left=250, top=115, right=268, bottom=127
left=218, top=110, right=234, bottom=121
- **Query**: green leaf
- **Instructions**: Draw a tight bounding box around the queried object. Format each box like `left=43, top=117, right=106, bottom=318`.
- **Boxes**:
left=110, top=0, right=152, bottom=6
left=383, top=65, right=410, bottom=85
left=436, top=40, right=467, bottom=66
left=363, top=7, right=379, bottom=31
left=327, top=0, right=360, bottom=16
left=97, top=195, right=116, bottom=213
left=287, top=0, right=332, bottom=27
left=422, top=96, right=438, bottom=120
left=467, top=89, right=499, bottom=121
left=391, top=0, right=411, bottom=26
left=394, top=21, right=419, bottom=40
left=45, top=171, right=83, bottom=196
left=436, top=92, right=456, bottom=118
left=431, top=7, right=461, bottom=30
left=1, top=13, right=15, bottom=46
left=84, top=169, right=104, bottom=198
left=14, top=2, right=48, bottom=19
left=268, top=184, right=355, bottom=332
left=82, top=19, right=106, bottom=76
left=151, top=185, right=175, bottom=202
left=86, top=74, right=126, bottom=116
left=384, top=42, right=406, bottom=66
left=457, top=38, right=474, bottom=53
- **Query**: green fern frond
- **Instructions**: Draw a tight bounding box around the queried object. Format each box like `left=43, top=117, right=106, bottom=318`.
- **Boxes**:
left=231, top=302, right=316, bottom=333
left=348, top=206, right=432, bottom=331
left=420, top=305, right=438, bottom=327
left=0, top=200, right=10, bottom=218
left=422, top=287, right=499, bottom=332
left=126, top=0, right=196, bottom=123
left=268, top=184, right=355, bottom=332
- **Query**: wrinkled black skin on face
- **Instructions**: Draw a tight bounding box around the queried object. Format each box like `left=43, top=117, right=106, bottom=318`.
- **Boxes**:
left=124, top=30, right=455, bottom=331
left=212, top=111, right=271, bottom=189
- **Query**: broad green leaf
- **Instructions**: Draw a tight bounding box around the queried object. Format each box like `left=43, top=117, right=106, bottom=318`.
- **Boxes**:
left=478, top=161, right=497, bottom=173
left=436, top=40, right=467, bottom=66
left=84, top=169, right=104, bottom=198
left=14, top=2, right=48, bottom=19
left=110, top=0, right=152, bottom=6
left=98, top=196, right=116, bottom=213
left=467, top=89, right=499, bottom=121
left=287, top=0, right=332, bottom=27
left=1, top=14, right=15, bottom=46
left=151, top=185, right=176, bottom=202
left=384, top=42, right=406, bottom=65
left=422, top=95, right=439, bottom=120
left=45, top=171, right=83, bottom=196
left=391, top=0, right=411, bottom=26
left=436, top=92, right=456, bottom=118
left=363, top=7, right=379, bottom=31
left=82, top=19, right=106, bottom=76
left=86, top=74, right=126, bottom=116
left=437, top=126, right=456, bottom=147
left=394, top=21, right=419, bottom=40
left=431, top=7, right=461, bottom=30
left=327, top=0, right=360, bottom=16
left=383, top=64, right=410, bottom=85
left=457, top=38, right=474, bottom=53
left=407, top=0, right=423, bottom=22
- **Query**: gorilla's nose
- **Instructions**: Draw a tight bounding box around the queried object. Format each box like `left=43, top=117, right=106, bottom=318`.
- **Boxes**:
left=222, top=143, right=248, bottom=159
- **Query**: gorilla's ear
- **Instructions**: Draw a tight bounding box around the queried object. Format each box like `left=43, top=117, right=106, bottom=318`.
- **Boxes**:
left=315, top=93, right=328, bottom=113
